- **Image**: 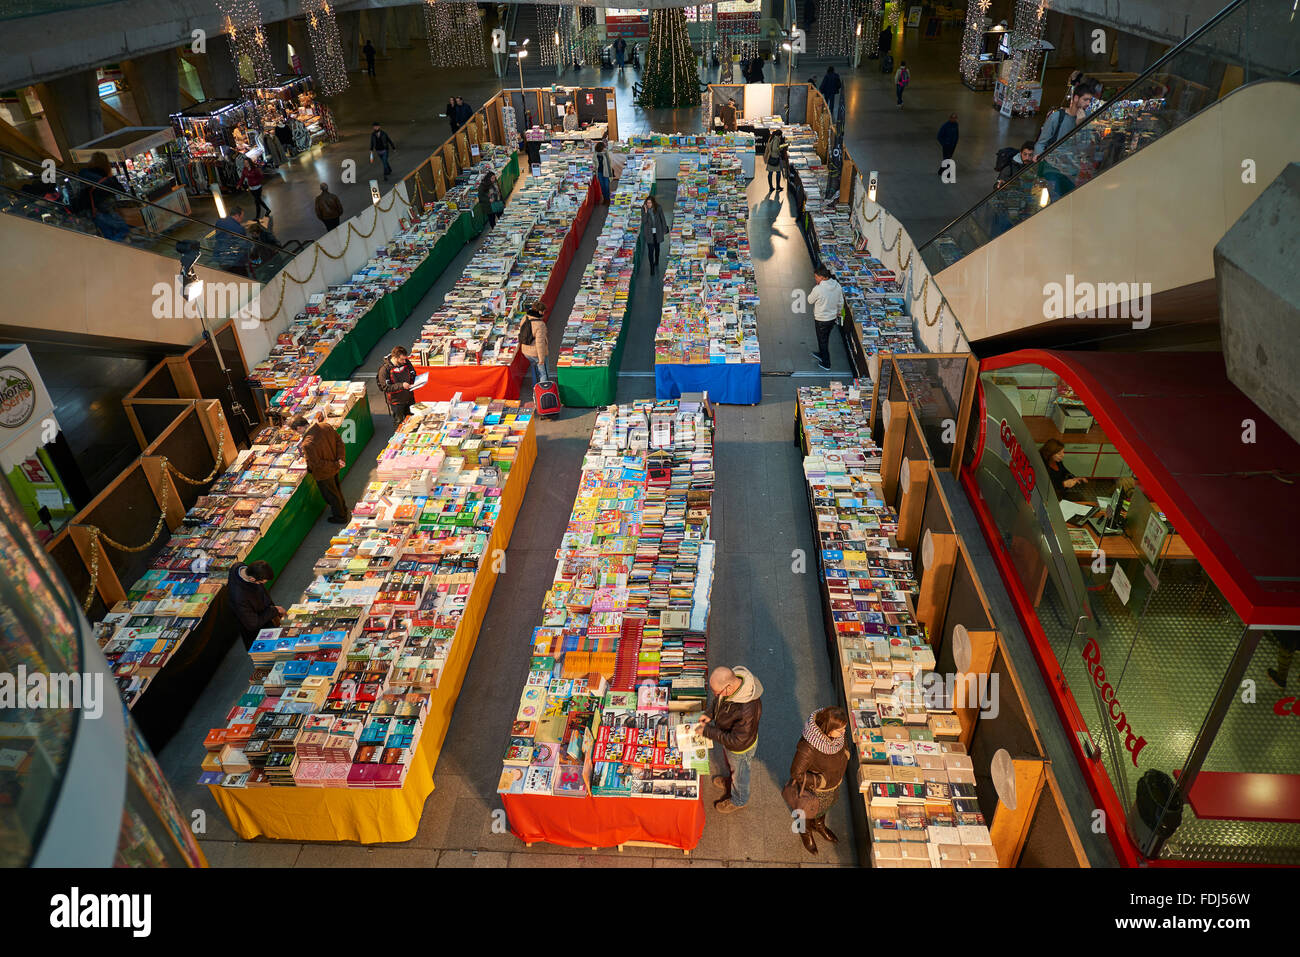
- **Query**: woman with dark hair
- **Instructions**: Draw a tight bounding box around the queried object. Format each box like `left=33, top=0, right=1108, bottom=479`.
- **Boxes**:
left=784, top=706, right=850, bottom=855
left=641, top=194, right=667, bottom=276
left=1039, top=437, right=1085, bottom=499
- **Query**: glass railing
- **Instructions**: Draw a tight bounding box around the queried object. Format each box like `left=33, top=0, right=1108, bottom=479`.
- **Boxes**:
left=0, top=149, right=293, bottom=282
left=919, top=0, right=1300, bottom=274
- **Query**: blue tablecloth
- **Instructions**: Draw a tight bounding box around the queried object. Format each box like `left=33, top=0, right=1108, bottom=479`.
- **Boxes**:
left=654, top=362, right=762, bottom=405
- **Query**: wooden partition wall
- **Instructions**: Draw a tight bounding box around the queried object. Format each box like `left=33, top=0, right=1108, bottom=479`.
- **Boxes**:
left=47, top=399, right=234, bottom=615
left=872, top=353, right=1091, bottom=867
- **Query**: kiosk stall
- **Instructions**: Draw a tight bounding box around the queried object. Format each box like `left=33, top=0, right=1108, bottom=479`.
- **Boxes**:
left=69, top=127, right=192, bottom=232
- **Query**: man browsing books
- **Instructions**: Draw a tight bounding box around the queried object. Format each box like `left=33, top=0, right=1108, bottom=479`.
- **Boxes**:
left=698, top=665, right=763, bottom=813
left=808, top=266, right=845, bottom=372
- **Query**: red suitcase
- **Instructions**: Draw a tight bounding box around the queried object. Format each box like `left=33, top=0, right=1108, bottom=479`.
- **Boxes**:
left=533, top=371, right=561, bottom=418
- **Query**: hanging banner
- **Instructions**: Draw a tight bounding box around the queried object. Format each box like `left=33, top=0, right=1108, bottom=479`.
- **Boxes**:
left=0, top=345, right=60, bottom=474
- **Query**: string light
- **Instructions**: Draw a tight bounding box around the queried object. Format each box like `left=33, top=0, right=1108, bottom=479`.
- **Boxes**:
left=639, top=7, right=701, bottom=109
left=216, top=0, right=277, bottom=117
left=302, top=0, right=348, bottom=97
left=863, top=0, right=884, bottom=57
left=819, top=0, right=857, bottom=57
left=888, top=1, right=901, bottom=28
left=960, top=0, right=990, bottom=85
left=423, top=0, right=486, bottom=69
left=718, top=0, right=759, bottom=63
left=1003, top=0, right=1048, bottom=115
left=538, top=3, right=560, bottom=67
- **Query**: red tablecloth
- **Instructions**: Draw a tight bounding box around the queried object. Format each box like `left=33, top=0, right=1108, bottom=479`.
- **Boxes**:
left=412, top=174, right=599, bottom=403
left=502, top=791, right=705, bottom=850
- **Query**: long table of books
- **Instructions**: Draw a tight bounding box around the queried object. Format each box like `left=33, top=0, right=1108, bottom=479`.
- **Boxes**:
left=249, top=147, right=516, bottom=392
left=499, top=400, right=717, bottom=851
left=553, top=154, right=656, bottom=407
left=92, top=380, right=372, bottom=750
left=796, top=382, right=997, bottom=867
left=411, top=153, right=600, bottom=402
left=654, top=151, right=762, bottom=405
left=204, top=398, right=537, bottom=843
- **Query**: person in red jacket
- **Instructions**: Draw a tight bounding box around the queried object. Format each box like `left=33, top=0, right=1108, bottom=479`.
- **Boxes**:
left=237, top=157, right=271, bottom=218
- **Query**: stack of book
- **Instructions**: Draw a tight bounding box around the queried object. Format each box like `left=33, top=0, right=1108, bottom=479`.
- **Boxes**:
left=498, top=400, right=716, bottom=800
left=248, top=147, right=513, bottom=389
left=555, top=155, right=657, bottom=370
left=796, top=383, right=996, bottom=867
left=655, top=152, right=761, bottom=367
left=199, top=398, right=532, bottom=789
left=411, top=156, right=594, bottom=369
left=92, top=379, right=365, bottom=708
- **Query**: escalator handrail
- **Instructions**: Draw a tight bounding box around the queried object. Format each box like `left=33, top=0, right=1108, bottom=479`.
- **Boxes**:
left=918, top=0, right=1267, bottom=256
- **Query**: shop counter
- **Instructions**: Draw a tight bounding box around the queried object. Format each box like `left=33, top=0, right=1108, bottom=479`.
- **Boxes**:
left=655, top=361, right=762, bottom=406
left=502, top=791, right=705, bottom=851
left=208, top=421, right=537, bottom=843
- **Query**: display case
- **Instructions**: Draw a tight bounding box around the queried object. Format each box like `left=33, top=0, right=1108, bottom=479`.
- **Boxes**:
left=169, top=98, right=260, bottom=193
left=69, top=127, right=192, bottom=232
left=250, top=74, right=335, bottom=152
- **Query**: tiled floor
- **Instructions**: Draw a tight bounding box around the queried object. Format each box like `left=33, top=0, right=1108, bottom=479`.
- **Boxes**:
left=159, top=141, right=867, bottom=868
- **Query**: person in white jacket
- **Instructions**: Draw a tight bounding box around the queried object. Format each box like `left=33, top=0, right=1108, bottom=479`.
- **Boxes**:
left=807, top=266, right=844, bottom=371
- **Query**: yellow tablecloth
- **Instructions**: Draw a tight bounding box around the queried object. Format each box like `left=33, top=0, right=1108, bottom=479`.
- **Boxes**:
left=208, top=417, right=538, bottom=843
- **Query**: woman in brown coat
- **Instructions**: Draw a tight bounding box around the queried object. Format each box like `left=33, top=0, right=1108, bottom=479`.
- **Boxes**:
left=786, top=706, right=849, bottom=855
left=520, top=303, right=549, bottom=389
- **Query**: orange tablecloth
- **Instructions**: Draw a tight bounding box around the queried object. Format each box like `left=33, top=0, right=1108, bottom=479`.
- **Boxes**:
left=502, top=791, right=705, bottom=850
left=411, top=174, right=599, bottom=403
left=207, top=419, right=537, bottom=844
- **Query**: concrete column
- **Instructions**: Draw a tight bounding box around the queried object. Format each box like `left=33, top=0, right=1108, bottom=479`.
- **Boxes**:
left=393, top=4, right=416, bottom=48
left=338, top=10, right=362, bottom=71
left=265, top=19, right=292, bottom=76
left=120, top=49, right=182, bottom=127
left=1114, top=30, right=1147, bottom=73
left=289, top=18, right=318, bottom=78
left=196, top=34, right=244, bottom=99
left=369, top=8, right=390, bottom=56
left=35, top=70, right=103, bottom=162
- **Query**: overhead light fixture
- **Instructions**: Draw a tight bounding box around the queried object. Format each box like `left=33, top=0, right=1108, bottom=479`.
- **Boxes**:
left=856, top=22, right=862, bottom=36
left=211, top=183, right=226, bottom=219
left=177, top=239, right=203, bottom=304
left=1036, top=179, right=1050, bottom=206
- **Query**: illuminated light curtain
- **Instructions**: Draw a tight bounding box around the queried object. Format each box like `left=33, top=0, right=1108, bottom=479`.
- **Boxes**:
left=538, top=3, right=561, bottom=67
left=217, top=0, right=277, bottom=90
left=718, top=1, right=759, bottom=63
left=301, top=0, right=348, bottom=96
left=638, top=7, right=701, bottom=108
left=863, top=0, right=884, bottom=56
left=959, top=0, right=990, bottom=85
left=423, top=0, right=487, bottom=69
left=818, top=0, right=859, bottom=56
left=579, top=5, right=601, bottom=66
left=1004, top=0, right=1047, bottom=111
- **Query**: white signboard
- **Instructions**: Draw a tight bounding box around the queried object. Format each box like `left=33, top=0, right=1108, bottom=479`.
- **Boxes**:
left=1111, top=563, right=1132, bottom=605
left=1139, top=512, right=1168, bottom=565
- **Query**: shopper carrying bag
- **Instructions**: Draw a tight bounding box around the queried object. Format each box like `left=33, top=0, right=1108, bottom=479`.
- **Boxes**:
left=784, top=707, right=850, bottom=856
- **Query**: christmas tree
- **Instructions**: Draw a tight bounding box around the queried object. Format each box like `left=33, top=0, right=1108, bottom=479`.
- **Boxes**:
left=638, top=8, right=702, bottom=109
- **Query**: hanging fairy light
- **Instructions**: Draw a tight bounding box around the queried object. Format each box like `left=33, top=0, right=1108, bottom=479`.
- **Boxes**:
left=423, top=0, right=486, bottom=69
left=959, top=0, right=990, bottom=85
left=301, top=0, right=348, bottom=96
left=819, top=0, right=853, bottom=56
left=537, top=3, right=560, bottom=67
left=888, top=1, right=902, bottom=28
left=1003, top=0, right=1048, bottom=114
left=863, top=0, right=884, bottom=56
left=217, top=0, right=277, bottom=91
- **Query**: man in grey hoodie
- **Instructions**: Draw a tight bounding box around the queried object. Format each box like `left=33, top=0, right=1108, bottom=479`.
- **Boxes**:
left=698, top=665, right=764, bottom=812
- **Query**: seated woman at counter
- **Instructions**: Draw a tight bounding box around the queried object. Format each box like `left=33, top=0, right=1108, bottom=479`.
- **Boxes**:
left=1039, top=438, right=1086, bottom=500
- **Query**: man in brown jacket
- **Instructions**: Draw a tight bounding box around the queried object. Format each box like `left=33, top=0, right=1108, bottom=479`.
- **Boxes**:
left=697, top=665, right=763, bottom=813
left=315, top=183, right=343, bottom=232
left=290, top=414, right=350, bottom=523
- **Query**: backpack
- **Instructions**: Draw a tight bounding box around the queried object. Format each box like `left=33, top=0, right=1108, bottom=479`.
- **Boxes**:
left=994, top=146, right=1019, bottom=173
left=519, top=316, right=537, bottom=346
left=898, top=66, right=910, bottom=86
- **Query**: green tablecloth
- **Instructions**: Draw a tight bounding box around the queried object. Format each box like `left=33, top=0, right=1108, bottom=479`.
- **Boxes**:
left=556, top=233, right=644, bottom=408
left=244, top=398, right=375, bottom=578
left=385, top=221, right=470, bottom=319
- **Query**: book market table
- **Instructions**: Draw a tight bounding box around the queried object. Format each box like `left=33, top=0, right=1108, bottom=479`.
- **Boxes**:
left=503, top=791, right=704, bottom=852
left=411, top=173, right=601, bottom=403
left=206, top=414, right=537, bottom=843
left=654, top=361, right=762, bottom=406
left=553, top=237, right=639, bottom=407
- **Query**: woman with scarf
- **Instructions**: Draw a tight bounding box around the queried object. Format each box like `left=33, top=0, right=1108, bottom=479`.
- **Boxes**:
left=784, top=706, right=850, bottom=855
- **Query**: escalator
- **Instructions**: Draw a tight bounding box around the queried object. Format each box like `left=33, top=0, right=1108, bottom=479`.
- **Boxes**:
left=918, top=0, right=1300, bottom=344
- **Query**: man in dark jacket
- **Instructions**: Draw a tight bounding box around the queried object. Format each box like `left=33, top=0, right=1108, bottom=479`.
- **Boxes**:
left=818, top=66, right=843, bottom=115
left=378, top=345, right=418, bottom=423
left=228, top=560, right=282, bottom=649
left=370, top=122, right=396, bottom=181
left=455, top=97, right=474, bottom=128
left=314, top=183, right=343, bottom=231
left=291, top=414, right=350, bottom=523
left=698, top=665, right=763, bottom=812
left=937, top=112, right=959, bottom=174
left=363, top=39, right=377, bottom=76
